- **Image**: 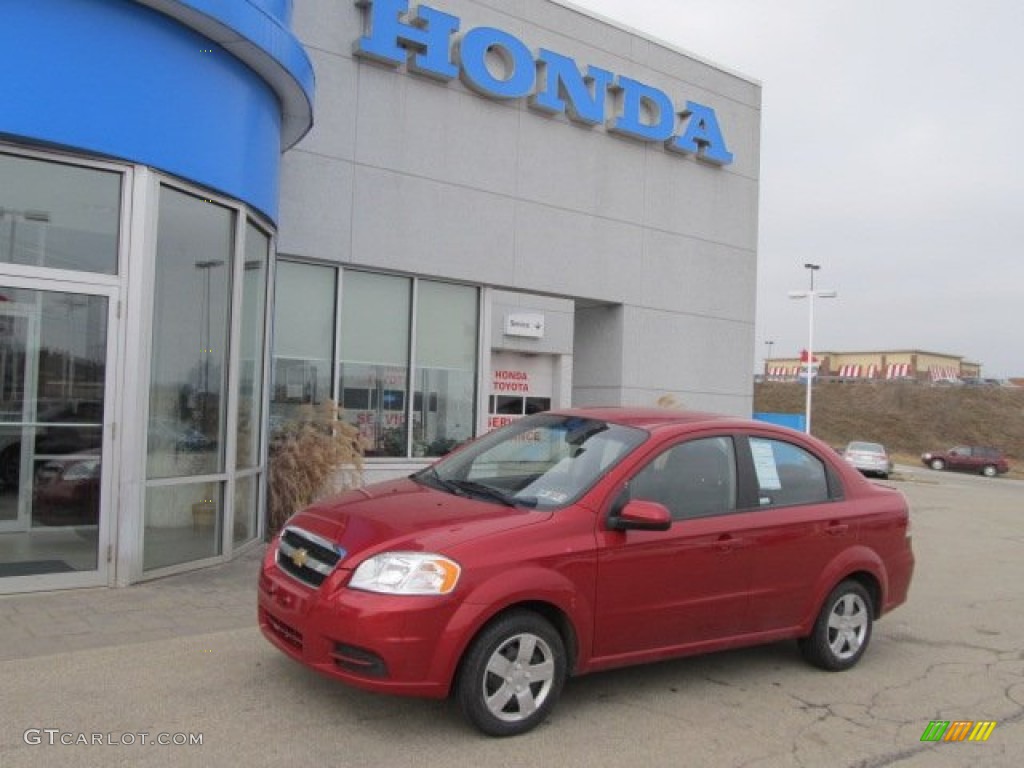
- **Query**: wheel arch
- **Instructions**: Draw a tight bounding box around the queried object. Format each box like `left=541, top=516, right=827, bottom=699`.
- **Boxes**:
left=802, top=548, right=888, bottom=631
left=436, top=570, right=590, bottom=695
left=839, top=570, right=883, bottom=620
left=472, top=601, right=579, bottom=675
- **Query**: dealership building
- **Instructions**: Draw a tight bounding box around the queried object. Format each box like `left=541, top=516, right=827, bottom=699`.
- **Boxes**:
left=766, top=350, right=982, bottom=383
left=0, top=0, right=761, bottom=592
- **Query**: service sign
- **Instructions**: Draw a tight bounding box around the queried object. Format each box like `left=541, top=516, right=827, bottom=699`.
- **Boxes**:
left=354, top=0, right=734, bottom=166
left=504, top=312, right=545, bottom=338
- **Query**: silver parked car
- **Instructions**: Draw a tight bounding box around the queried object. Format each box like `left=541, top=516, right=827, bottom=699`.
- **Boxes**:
left=843, top=441, right=893, bottom=479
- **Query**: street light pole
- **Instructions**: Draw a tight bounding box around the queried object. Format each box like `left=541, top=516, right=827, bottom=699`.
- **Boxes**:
left=788, top=264, right=836, bottom=434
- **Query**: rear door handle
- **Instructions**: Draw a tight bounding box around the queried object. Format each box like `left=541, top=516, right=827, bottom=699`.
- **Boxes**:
left=826, top=523, right=849, bottom=536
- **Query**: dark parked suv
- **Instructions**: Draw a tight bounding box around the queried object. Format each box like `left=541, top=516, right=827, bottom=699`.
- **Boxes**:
left=921, top=446, right=1009, bottom=477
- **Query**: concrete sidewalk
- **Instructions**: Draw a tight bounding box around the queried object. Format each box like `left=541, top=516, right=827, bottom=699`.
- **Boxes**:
left=0, top=546, right=265, bottom=662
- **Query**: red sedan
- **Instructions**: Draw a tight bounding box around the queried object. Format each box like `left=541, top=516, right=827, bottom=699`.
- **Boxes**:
left=259, top=408, right=914, bottom=736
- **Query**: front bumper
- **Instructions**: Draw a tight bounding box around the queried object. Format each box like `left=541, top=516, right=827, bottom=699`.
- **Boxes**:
left=257, top=555, right=464, bottom=698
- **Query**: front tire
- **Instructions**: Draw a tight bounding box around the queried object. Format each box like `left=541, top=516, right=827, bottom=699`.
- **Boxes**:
left=456, top=611, right=566, bottom=737
left=929, top=458, right=945, bottom=471
left=800, top=580, right=874, bottom=671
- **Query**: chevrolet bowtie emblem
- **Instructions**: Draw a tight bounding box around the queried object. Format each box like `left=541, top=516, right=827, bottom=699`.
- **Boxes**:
left=291, top=547, right=309, bottom=568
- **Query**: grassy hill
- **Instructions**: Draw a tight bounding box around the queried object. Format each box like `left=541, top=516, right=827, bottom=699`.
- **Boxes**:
left=754, top=382, right=1024, bottom=464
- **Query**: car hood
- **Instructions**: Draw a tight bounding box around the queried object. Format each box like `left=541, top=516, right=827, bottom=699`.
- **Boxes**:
left=283, top=478, right=549, bottom=566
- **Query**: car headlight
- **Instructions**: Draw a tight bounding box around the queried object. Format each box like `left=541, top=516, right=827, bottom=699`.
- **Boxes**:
left=349, top=552, right=461, bottom=595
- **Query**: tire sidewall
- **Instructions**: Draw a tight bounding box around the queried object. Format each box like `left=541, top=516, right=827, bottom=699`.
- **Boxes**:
left=803, top=580, right=874, bottom=671
left=455, top=611, right=566, bottom=737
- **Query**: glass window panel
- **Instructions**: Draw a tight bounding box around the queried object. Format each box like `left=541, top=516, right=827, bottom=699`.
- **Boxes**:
left=0, top=285, right=108, bottom=575
left=237, top=223, right=269, bottom=469
left=233, top=473, right=259, bottom=546
left=271, top=261, right=335, bottom=426
left=0, top=153, right=120, bottom=274
left=143, top=481, right=223, bottom=571
left=495, top=396, right=523, bottom=415
left=628, top=437, right=737, bottom=520
left=0, top=288, right=107, bottom=471
left=340, top=271, right=410, bottom=365
left=749, top=438, right=829, bottom=507
left=525, top=397, right=550, bottom=415
left=148, top=187, right=233, bottom=479
left=413, top=281, right=477, bottom=457
left=32, top=455, right=101, bottom=528
left=339, top=272, right=411, bottom=457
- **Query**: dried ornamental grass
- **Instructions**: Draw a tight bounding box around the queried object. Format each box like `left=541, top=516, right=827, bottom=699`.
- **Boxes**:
left=267, top=400, right=365, bottom=538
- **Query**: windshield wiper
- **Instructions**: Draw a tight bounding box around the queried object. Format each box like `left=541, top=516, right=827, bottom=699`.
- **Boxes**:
left=449, top=480, right=538, bottom=508
left=413, top=465, right=464, bottom=496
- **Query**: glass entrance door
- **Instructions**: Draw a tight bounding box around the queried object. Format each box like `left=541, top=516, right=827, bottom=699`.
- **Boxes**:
left=0, top=283, right=114, bottom=587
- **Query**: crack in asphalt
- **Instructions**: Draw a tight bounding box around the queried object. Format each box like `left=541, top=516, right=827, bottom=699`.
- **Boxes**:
left=769, top=646, right=1024, bottom=768
left=849, top=706, right=1024, bottom=768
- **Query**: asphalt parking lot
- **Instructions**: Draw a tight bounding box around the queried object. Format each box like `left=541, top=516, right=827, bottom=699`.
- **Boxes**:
left=1, top=466, right=1022, bottom=767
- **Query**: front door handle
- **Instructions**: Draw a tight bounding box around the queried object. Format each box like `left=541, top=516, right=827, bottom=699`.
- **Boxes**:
left=713, top=534, right=744, bottom=552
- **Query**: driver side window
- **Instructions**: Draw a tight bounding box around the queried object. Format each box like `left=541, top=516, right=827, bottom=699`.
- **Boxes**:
left=626, top=437, right=737, bottom=520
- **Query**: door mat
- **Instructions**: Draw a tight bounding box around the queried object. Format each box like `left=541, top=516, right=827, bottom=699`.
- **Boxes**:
left=0, top=560, right=76, bottom=577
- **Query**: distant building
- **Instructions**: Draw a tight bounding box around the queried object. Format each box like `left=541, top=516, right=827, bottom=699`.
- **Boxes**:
left=765, top=350, right=981, bottom=384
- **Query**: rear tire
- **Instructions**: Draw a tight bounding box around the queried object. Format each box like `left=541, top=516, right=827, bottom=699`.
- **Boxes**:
left=929, top=458, right=945, bottom=471
left=456, top=611, right=566, bottom=737
left=800, top=580, right=873, bottom=671
left=981, top=465, right=997, bottom=478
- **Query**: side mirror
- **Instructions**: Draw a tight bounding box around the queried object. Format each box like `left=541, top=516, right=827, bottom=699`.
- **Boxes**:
left=609, top=499, right=672, bottom=532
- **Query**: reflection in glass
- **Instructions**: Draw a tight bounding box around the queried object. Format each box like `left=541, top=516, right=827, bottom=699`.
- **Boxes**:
left=233, top=473, right=259, bottom=546
left=237, top=223, right=269, bottom=469
left=32, top=455, right=101, bottom=527
left=0, top=152, right=121, bottom=274
left=143, top=481, right=223, bottom=571
left=148, top=188, right=233, bottom=479
left=338, top=272, right=411, bottom=457
left=0, top=285, right=107, bottom=576
left=271, top=261, right=335, bottom=426
left=413, top=281, right=477, bottom=457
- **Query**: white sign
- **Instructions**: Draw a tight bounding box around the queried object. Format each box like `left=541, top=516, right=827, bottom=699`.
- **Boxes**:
left=504, top=313, right=545, bottom=339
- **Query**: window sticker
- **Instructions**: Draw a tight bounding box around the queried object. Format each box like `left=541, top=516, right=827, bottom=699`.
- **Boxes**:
left=535, top=489, right=569, bottom=504
left=751, top=440, right=782, bottom=490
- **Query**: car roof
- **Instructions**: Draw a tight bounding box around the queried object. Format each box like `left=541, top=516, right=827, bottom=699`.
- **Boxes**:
left=549, top=406, right=752, bottom=431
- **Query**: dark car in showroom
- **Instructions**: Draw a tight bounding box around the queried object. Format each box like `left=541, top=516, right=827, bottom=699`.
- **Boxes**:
left=921, top=445, right=1009, bottom=477
left=259, top=408, right=915, bottom=736
left=32, top=455, right=101, bottom=526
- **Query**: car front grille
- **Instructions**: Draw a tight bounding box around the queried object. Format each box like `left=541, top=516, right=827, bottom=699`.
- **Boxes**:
left=276, top=526, right=343, bottom=588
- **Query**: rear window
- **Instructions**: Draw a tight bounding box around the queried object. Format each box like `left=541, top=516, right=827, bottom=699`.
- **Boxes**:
left=750, top=438, right=830, bottom=507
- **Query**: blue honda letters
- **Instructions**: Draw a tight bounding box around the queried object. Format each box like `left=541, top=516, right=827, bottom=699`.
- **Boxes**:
left=354, top=0, right=734, bottom=166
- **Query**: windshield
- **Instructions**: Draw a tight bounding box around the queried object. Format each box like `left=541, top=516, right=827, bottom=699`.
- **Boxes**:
left=416, top=413, right=646, bottom=510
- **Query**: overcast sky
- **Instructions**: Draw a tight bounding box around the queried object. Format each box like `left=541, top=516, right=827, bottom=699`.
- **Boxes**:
left=571, top=0, right=1023, bottom=377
